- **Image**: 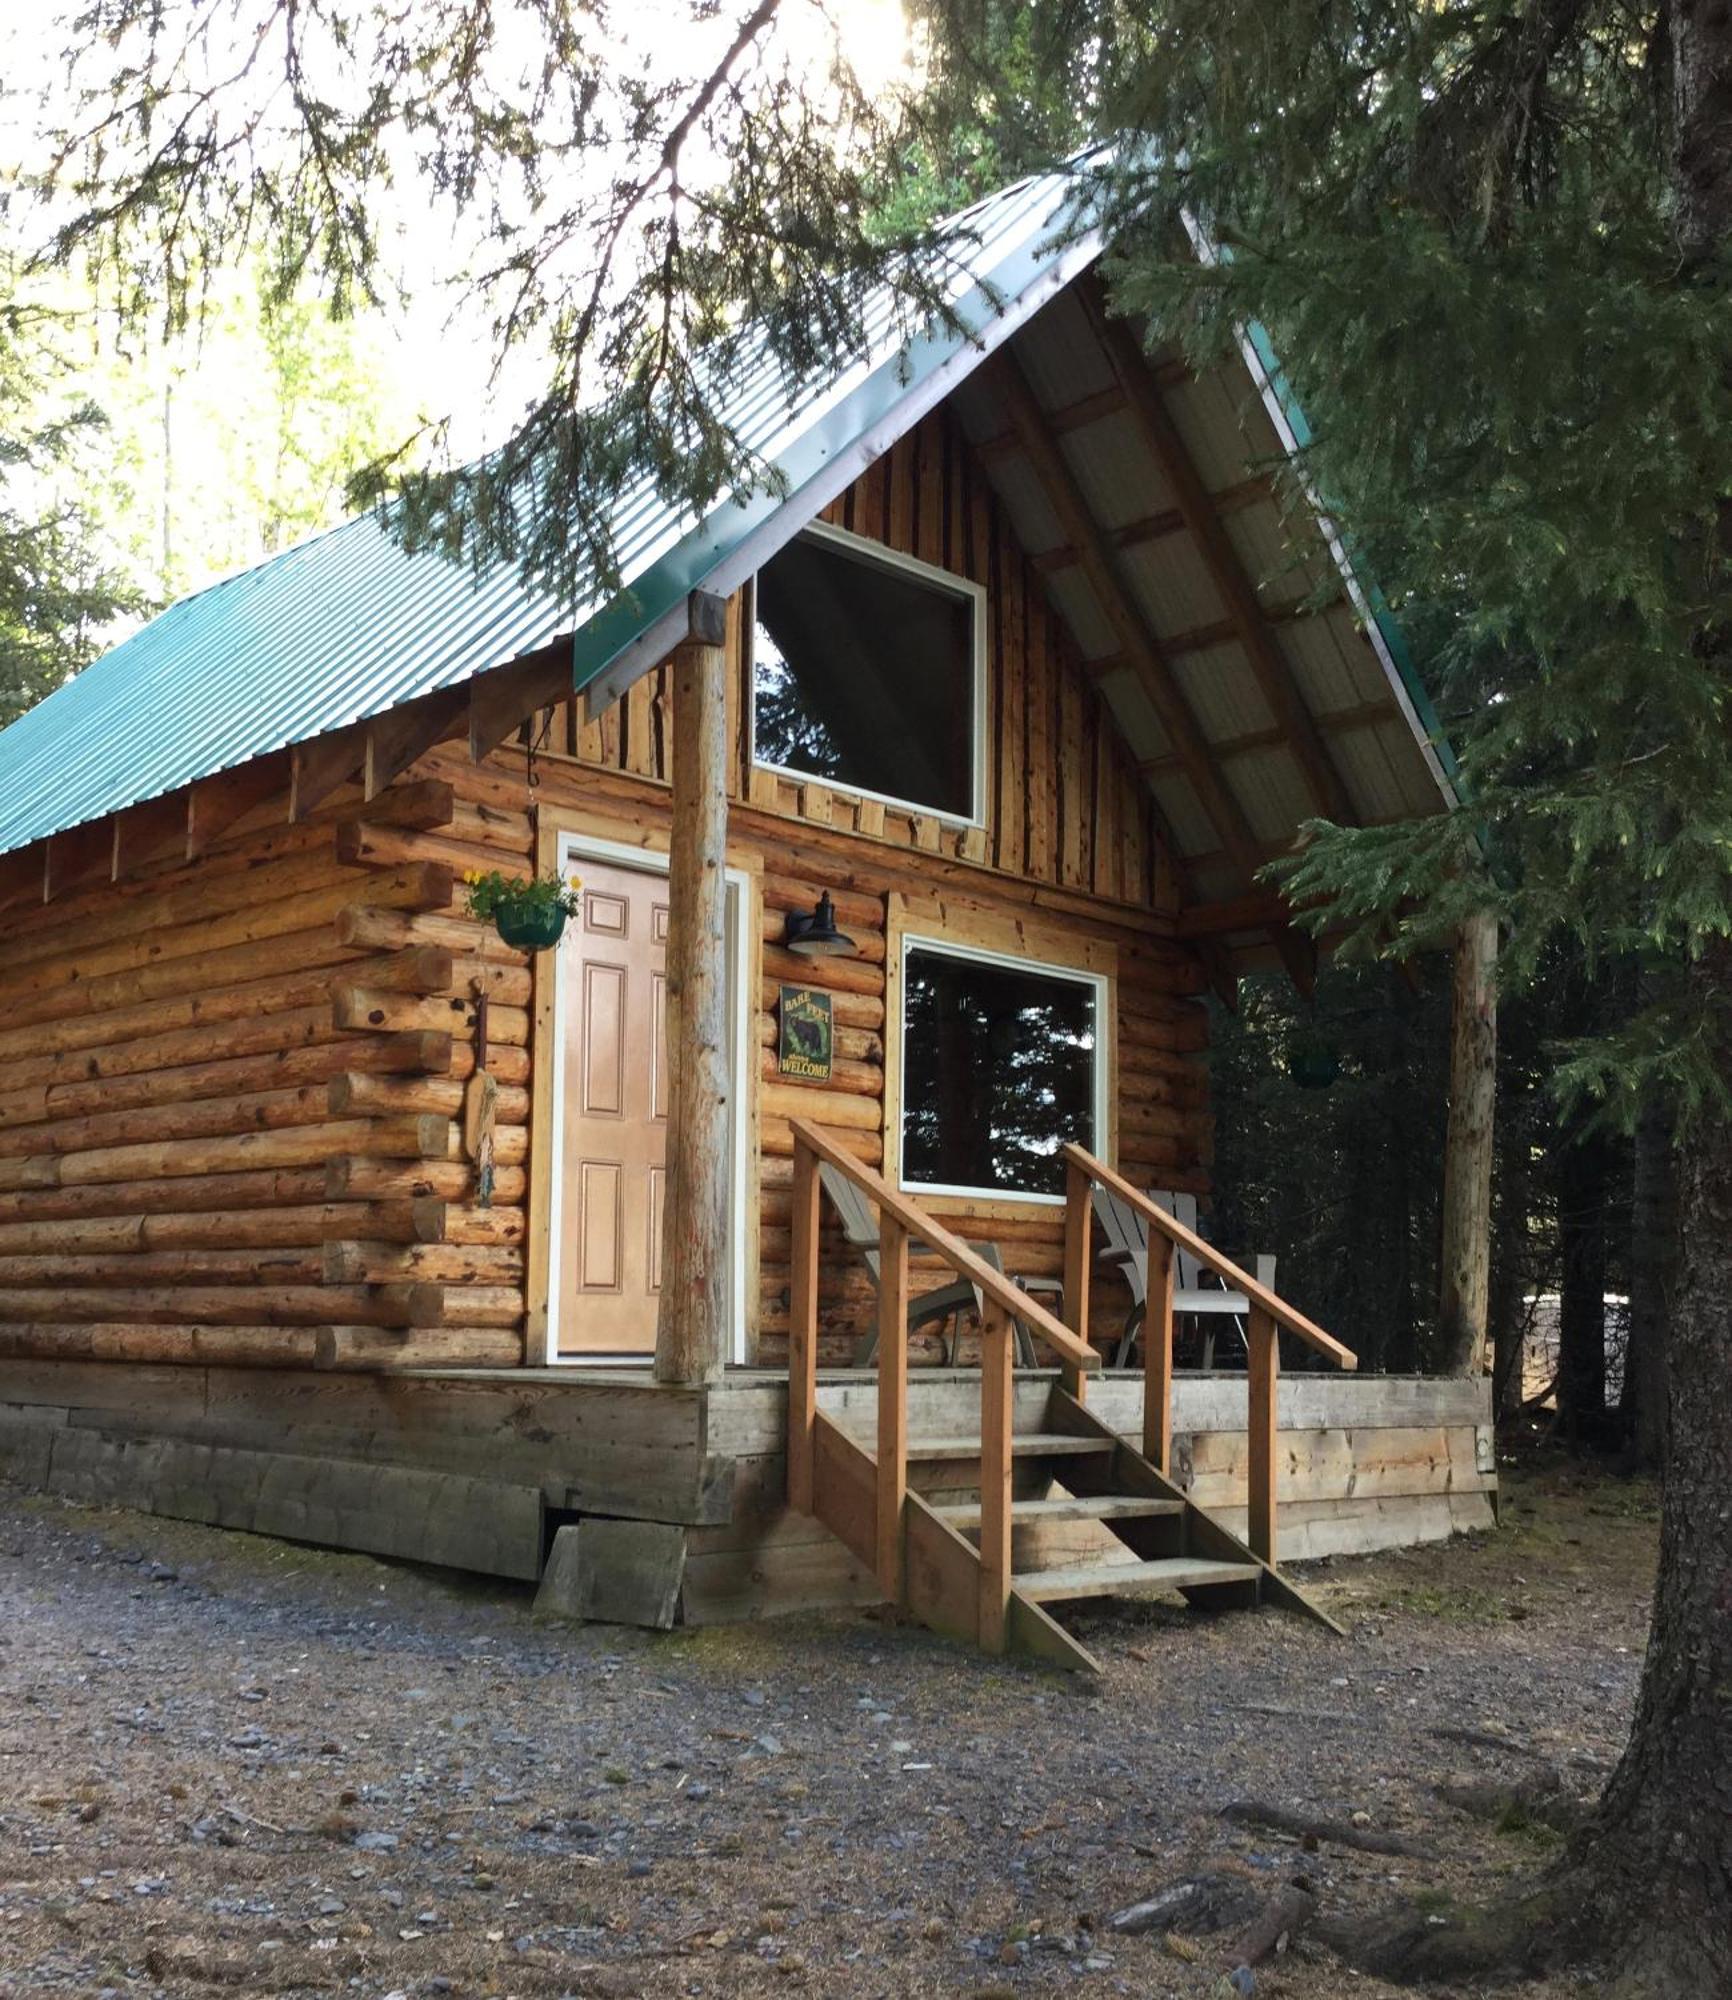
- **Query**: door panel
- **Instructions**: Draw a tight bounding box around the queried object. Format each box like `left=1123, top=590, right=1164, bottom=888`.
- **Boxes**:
left=558, top=858, right=673, bottom=1355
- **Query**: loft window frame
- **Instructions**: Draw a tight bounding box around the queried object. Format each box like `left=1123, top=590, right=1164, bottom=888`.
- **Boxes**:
left=747, top=519, right=989, bottom=831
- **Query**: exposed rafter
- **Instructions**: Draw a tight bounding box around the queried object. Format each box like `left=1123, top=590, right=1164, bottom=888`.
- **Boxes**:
left=1082, top=281, right=1356, bottom=831
left=1030, top=475, right=1272, bottom=577
left=983, top=347, right=1315, bottom=994
left=1140, top=698, right=1399, bottom=780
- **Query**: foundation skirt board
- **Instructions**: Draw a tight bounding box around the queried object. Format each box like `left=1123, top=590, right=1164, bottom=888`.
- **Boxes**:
left=548, top=1517, right=689, bottom=1629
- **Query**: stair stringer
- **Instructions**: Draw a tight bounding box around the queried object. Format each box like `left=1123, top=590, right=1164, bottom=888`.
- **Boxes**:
left=1043, top=1388, right=1345, bottom=1636
left=807, top=1412, right=1100, bottom=1672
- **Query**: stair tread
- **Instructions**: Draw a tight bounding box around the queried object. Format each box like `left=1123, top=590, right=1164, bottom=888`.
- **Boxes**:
left=905, top=1434, right=1116, bottom=1461
left=1015, top=1556, right=1262, bottom=1603
left=934, top=1495, right=1184, bottom=1528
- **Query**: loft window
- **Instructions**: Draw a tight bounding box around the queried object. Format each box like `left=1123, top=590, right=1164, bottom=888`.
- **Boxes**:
left=899, top=940, right=1105, bottom=1201
left=751, top=525, right=983, bottom=822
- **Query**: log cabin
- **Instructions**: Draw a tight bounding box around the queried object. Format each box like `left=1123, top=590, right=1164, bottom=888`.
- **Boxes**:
left=0, top=169, right=1495, bottom=1667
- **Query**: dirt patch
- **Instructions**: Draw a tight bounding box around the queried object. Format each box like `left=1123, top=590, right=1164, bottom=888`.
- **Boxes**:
left=0, top=1446, right=1655, bottom=1997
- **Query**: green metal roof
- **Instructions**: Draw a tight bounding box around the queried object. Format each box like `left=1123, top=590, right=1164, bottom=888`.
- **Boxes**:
left=0, top=167, right=1107, bottom=859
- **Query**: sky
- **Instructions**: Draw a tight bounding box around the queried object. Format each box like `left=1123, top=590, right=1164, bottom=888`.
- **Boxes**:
left=1, top=0, right=914, bottom=601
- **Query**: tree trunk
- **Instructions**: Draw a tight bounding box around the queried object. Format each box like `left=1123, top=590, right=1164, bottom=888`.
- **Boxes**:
left=1622, top=1080, right=1675, bottom=1468
left=1436, top=911, right=1497, bottom=1374
left=654, top=599, right=732, bottom=1387
left=1554, top=1122, right=1609, bottom=1440
left=1545, top=940, right=1732, bottom=1987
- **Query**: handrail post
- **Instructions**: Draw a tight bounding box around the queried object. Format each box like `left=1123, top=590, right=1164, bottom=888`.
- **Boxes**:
left=1246, top=1303, right=1278, bottom=1565
left=1145, top=1233, right=1174, bottom=1474
left=978, top=1302, right=1014, bottom=1652
left=876, top=1213, right=909, bottom=1602
left=787, top=1136, right=821, bottom=1513
left=1061, top=1156, right=1092, bottom=1402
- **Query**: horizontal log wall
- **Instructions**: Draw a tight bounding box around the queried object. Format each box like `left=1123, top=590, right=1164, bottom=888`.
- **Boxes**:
left=0, top=406, right=1207, bottom=1376
left=0, top=770, right=526, bottom=1371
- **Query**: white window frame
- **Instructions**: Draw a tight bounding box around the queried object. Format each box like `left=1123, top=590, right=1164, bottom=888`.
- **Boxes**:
left=895, top=932, right=1109, bottom=1208
left=747, top=519, right=989, bottom=829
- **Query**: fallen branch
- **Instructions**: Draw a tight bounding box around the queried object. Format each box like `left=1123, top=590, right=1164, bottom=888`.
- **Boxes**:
left=1221, top=1799, right=1435, bottom=1859
left=1430, top=1725, right=1611, bottom=1774
left=1434, top=1772, right=1590, bottom=1835
left=1109, top=1872, right=1263, bottom=1937
left=1232, top=1876, right=1319, bottom=1967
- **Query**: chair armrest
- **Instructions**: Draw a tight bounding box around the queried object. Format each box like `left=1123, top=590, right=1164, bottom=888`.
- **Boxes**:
left=1095, top=1247, right=1139, bottom=1270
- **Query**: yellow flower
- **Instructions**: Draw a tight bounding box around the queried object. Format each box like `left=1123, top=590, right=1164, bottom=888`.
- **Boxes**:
left=463, top=869, right=481, bottom=884
left=567, top=875, right=584, bottom=892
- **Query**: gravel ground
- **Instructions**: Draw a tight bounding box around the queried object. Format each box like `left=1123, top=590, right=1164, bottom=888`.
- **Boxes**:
left=0, top=1449, right=1655, bottom=2000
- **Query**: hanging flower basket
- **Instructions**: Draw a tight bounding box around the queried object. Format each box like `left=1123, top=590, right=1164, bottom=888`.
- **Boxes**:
left=463, top=869, right=583, bottom=952
left=1287, top=1042, right=1342, bottom=1090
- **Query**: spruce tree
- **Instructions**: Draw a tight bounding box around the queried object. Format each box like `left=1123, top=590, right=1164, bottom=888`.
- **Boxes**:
left=17, top=0, right=1732, bottom=1983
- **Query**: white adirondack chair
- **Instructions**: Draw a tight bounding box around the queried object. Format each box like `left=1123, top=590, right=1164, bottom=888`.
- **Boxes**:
left=819, top=1163, right=1059, bottom=1367
left=1092, top=1185, right=1277, bottom=1369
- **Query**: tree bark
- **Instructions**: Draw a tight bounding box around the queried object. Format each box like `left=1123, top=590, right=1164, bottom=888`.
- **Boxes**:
left=1622, top=1078, right=1675, bottom=1468
left=1436, top=911, right=1497, bottom=1374
left=1554, top=1120, right=1609, bottom=1440
left=654, top=601, right=731, bottom=1387
left=1543, top=939, right=1732, bottom=1987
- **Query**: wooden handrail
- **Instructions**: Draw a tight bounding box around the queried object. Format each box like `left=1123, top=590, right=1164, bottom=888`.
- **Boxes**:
left=1060, top=1144, right=1357, bottom=1369
left=789, top=1121, right=1101, bottom=1376
left=1060, top=1143, right=1355, bottom=1571
left=786, top=1118, right=1099, bottom=1644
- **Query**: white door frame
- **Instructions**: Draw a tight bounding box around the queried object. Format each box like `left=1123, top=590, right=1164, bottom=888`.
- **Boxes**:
left=544, top=832, right=752, bottom=1367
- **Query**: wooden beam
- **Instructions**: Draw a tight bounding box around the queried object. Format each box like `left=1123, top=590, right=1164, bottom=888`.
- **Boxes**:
left=1246, top=1304, right=1278, bottom=1565
left=0, top=845, right=42, bottom=915
left=984, top=349, right=1314, bottom=991
left=42, top=822, right=111, bottom=902
left=1033, top=477, right=1272, bottom=578
left=187, top=752, right=288, bottom=860
left=467, top=644, right=574, bottom=763
left=290, top=723, right=368, bottom=821
left=365, top=687, right=466, bottom=798
left=653, top=595, right=732, bottom=1386
left=110, top=794, right=187, bottom=881
left=1176, top=890, right=1292, bottom=940
left=1437, top=912, right=1498, bottom=1374
left=974, top=381, right=1129, bottom=462
left=876, top=1215, right=908, bottom=1602
left=1140, top=696, right=1392, bottom=782
left=1084, top=282, right=1357, bottom=828
left=787, top=1141, right=821, bottom=1512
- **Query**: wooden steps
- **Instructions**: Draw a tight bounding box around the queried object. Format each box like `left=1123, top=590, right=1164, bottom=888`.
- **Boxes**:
left=931, top=1493, right=1183, bottom=1529
left=1014, top=1555, right=1261, bottom=1602
left=801, top=1382, right=1340, bottom=1671
left=904, top=1433, right=1116, bottom=1461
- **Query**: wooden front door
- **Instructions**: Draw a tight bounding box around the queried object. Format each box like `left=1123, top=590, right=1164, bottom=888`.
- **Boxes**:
left=556, top=857, right=672, bottom=1356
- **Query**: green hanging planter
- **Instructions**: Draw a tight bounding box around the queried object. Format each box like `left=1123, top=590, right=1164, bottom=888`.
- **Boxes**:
left=1287, top=1044, right=1342, bottom=1090
left=463, top=868, right=584, bottom=953
left=493, top=901, right=569, bottom=952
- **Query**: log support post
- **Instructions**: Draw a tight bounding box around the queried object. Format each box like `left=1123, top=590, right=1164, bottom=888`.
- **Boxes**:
left=654, top=592, right=732, bottom=1387
left=1438, top=911, right=1498, bottom=1376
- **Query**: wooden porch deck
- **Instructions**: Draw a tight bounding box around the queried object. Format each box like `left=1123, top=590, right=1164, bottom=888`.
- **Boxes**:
left=0, top=1360, right=1495, bottom=1626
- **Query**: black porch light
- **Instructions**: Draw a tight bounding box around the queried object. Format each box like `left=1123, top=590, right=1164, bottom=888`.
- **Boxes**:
left=783, top=890, right=856, bottom=958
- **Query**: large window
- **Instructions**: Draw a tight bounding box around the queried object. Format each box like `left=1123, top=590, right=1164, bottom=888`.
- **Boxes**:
left=751, top=525, right=983, bottom=822
left=899, top=940, right=1105, bottom=1201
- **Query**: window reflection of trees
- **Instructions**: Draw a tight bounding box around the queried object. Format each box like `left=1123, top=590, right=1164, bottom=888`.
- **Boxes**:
left=752, top=634, right=847, bottom=777
left=902, top=950, right=1096, bottom=1196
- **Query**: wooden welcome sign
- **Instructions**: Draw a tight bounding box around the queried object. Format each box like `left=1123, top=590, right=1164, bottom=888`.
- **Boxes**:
left=777, top=984, right=833, bottom=1081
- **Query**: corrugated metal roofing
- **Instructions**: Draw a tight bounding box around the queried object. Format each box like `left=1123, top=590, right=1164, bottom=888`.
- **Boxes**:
left=0, top=165, right=1105, bottom=860
left=0, top=156, right=1456, bottom=919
